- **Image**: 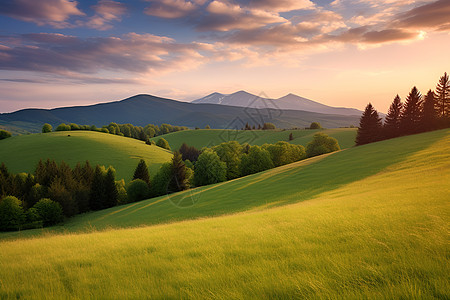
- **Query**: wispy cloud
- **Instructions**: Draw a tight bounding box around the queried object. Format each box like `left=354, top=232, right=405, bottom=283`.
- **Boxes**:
left=0, top=0, right=85, bottom=28
left=85, top=0, right=127, bottom=30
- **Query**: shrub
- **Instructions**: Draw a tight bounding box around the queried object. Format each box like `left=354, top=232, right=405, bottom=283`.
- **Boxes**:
left=42, top=123, right=53, bottom=133
left=55, top=123, right=71, bottom=131
left=0, top=129, right=12, bottom=140
left=33, top=198, right=64, bottom=227
left=306, top=133, right=340, bottom=157
left=194, top=149, right=227, bottom=186
left=156, top=138, right=171, bottom=150
left=262, top=123, right=276, bottom=130
left=126, top=179, right=150, bottom=202
left=0, top=196, right=25, bottom=231
left=151, top=163, right=172, bottom=197
left=23, top=207, right=43, bottom=229
left=240, top=145, right=273, bottom=176
left=263, top=142, right=306, bottom=167
left=309, top=122, right=322, bottom=129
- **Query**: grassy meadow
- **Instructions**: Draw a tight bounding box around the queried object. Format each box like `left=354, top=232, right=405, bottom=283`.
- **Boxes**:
left=0, top=129, right=448, bottom=298
left=150, top=128, right=357, bottom=150
left=0, top=131, right=173, bottom=182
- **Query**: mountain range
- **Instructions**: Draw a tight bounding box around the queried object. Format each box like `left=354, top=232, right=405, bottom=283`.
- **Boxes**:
left=192, top=91, right=362, bottom=116
left=0, top=92, right=362, bottom=134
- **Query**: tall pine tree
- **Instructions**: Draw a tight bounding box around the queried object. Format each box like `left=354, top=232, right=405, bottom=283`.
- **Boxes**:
left=435, top=72, right=449, bottom=119
left=422, top=90, right=437, bottom=131
left=168, top=151, right=188, bottom=193
left=133, top=159, right=150, bottom=185
left=103, top=167, right=118, bottom=208
left=383, top=94, right=403, bottom=139
left=400, top=86, right=423, bottom=135
left=89, top=165, right=105, bottom=210
left=355, top=103, right=383, bottom=146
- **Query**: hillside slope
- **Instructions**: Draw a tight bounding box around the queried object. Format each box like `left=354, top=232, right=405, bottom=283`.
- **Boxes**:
left=0, top=94, right=360, bottom=133
left=0, top=131, right=173, bottom=181
left=0, top=130, right=448, bottom=299
left=150, top=128, right=357, bottom=150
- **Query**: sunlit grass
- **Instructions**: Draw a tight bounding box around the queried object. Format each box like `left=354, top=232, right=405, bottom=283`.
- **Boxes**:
left=0, top=130, right=448, bottom=298
left=0, top=131, right=173, bottom=181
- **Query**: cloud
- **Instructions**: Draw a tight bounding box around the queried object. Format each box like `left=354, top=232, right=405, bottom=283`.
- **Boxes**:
left=144, top=0, right=198, bottom=18
left=85, top=0, right=127, bottom=30
left=394, top=0, right=450, bottom=31
left=197, top=0, right=287, bottom=31
left=0, top=33, right=211, bottom=79
left=248, top=0, right=314, bottom=12
left=0, top=0, right=84, bottom=28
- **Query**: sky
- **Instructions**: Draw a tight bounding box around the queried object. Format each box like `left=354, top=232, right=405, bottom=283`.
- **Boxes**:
left=0, top=0, right=449, bottom=113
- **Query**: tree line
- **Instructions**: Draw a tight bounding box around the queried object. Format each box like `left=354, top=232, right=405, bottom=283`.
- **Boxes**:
left=356, top=72, right=450, bottom=145
left=43, top=122, right=188, bottom=143
left=0, top=160, right=121, bottom=231
left=0, top=132, right=341, bottom=231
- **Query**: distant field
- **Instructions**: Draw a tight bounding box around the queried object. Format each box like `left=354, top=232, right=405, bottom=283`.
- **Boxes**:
left=150, top=128, right=357, bottom=150
left=0, top=131, right=173, bottom=181
left=0, top=129, right=448, bottom=299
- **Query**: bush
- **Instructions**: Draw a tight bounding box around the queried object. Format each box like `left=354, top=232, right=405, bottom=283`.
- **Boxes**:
left=306, top=133, right=340, bottom=157
left=156, top=138, right=171, bottom=150
left=0, top=129, right=12, bottom=140
left=23, top=207, right=43, bottom=229
left=240, top=145, right=273, bottom=176
left=263, top=141, right=305, bottom=167
left=42, top=123, right=53, bottom=133
left=262, top=123, right=276, bottom=130
left=309, top=122, right=322, bottom=129
left=194, top=149, right=227, bottom=186
left=0, top=196, right=25, bottom=231
left=33, top=198, right=64, bottom=227
left=151, top=163, right=172, bottom=197
left=126, top=179, right=150, bottom=202
left=55, top=123, right=71, bottom=131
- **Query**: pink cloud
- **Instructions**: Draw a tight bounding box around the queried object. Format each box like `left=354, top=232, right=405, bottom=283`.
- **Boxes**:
left=85, top=0, right=127, bottom=30
left=0, top=0, right=85, bottom=28
left=144, top=0, right=197, bottom=18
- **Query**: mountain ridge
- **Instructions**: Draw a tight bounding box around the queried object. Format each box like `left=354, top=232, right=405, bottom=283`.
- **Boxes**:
left=0, top=94, right=361, bottom=134
left=192, top=91, right=363, bottom=116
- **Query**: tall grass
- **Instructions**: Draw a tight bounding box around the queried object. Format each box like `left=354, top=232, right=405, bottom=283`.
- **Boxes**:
left=0, top=130, right=448, bottom=299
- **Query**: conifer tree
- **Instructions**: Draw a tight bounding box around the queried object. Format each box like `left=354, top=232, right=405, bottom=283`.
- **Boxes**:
left=103, top=167, right=118, bottom=208
left=435, top=72, right=449, bottom=119
left=89, top=165, right=105, bottom=210
left=400, top=86, right=423, bottom=135
left=355, top=103, right=383, bottom=146
left=383, top=95, right=403, bottom=139
left=133, top=159, right=150, bottom=185
left=422, top=90, right=437, bottom=131
left=168, top=151, right=188, bottom=193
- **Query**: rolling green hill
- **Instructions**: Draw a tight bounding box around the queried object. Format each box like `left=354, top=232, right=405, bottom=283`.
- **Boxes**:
left=151, top=128, right=357, bottom=150
left=0, top=131, right=173, bottom=181
left=0, top=129, right=448, bottom=298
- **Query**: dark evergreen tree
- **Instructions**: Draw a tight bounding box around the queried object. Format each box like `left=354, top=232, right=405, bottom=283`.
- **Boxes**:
left=168, top=151, right=188, bottom=193
left=103, top=168, right=118, bottom=208
left=422, top=90, right=438, bottom=131
left=435, top=72, right=450, bottom=119
left=288, top=133, right=294, bottom=141
left=179, top=143, right=200, bottom=162
left=383, top=95, right=403, bottom=139
left=133, top=159, right=150, bottom=185
left=355, top=103, right=383, bottom=146
left=89, top=166, right=105, bottom=210
left=400, top=86, right=423, bottom=135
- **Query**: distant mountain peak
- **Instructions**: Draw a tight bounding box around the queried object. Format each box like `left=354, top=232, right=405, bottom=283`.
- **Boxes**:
left=192, top=91, right=362, bottom=116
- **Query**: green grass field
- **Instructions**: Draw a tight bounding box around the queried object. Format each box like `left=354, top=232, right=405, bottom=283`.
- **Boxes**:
left=0, top=129, right=448, bottom=298
left=0, top=131, right=173, bottom=182
left=150, top=128, right=357, bottom=150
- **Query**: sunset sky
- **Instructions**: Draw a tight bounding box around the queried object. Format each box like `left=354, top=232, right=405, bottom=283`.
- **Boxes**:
left=0, top=0, right=449, bottom=113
